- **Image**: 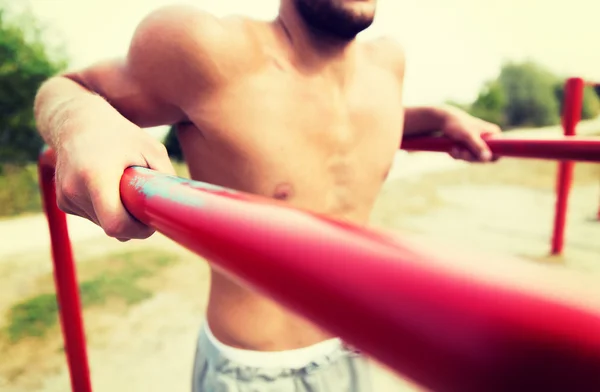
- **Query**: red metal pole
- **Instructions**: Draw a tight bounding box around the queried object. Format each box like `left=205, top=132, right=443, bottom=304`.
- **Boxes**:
left=120, top=167, right=600, bottom=392
left=401, top=134, right=600, bottom=162
left=40, top=146, right=600, bottom=392
left=592, top=82, right=600, bottom=221
left=551, top=78, right=585, bottom=255
left=38, top=148, right=92, bottom=392
left=597, top=186, right=600, bottom=221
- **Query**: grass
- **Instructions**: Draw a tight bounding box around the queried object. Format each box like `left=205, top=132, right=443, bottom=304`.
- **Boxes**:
left=5, top=294, right=58, bottom=342
left=0, top=163, right=41, bottom=218
left=3, top=250, right=177, bottom=343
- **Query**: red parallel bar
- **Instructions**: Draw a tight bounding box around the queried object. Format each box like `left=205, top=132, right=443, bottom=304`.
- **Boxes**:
left=121, top=167, right=600, bottom=392
left=552, top=78, right=585, bottom=254
left=38, top=148, right=93, bottom=392
left=591, top=81, right=600, bottom=221
left=400, top=134, right=600, bottom=162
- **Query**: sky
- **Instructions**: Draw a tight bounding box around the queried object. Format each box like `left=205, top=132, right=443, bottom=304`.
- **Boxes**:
left=17, top=0, right=600, bottom=106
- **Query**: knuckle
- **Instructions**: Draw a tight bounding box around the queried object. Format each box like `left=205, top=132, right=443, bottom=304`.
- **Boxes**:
left=76, top=167, right=95, bottom=187
left=147, top=140, right=168, bottom=156
left=56, top=193, right=71, bottom=213
left=489, top=124, right=502, bottom=132
left=58, top=175, right=79, bottom=201
left=155, top=142, right=168, bottom=156
left=102, top=218, right=126, bottom=238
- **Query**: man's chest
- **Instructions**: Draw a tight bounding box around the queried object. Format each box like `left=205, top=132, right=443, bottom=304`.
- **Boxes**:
left=191, top=68, right=405, bottom=162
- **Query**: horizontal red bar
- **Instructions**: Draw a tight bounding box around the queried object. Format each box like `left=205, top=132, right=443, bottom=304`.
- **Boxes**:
left=401, top=134, right=600, bottom=162
left=121, top=167, right=600, bottom=392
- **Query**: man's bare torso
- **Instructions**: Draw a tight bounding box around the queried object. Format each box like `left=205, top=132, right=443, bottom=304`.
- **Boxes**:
left=174, top=15, right=406, bottom=350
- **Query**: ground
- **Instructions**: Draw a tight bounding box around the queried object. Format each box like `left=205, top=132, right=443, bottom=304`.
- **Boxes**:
left=0, top=124, right=599, bottom=392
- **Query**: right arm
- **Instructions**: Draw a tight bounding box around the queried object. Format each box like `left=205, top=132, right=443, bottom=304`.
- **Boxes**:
left=34, top=5, right=240, bottom=240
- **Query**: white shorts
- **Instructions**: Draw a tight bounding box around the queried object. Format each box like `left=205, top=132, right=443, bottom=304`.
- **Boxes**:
left=191, top=322, right=372, bottom=391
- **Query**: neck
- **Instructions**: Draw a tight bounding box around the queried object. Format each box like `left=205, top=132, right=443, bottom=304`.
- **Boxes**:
left=275, top=0, right=358, bottom=85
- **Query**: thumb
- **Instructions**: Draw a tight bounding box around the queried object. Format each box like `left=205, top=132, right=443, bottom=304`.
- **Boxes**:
left=143, top=144, right=177, bottom=176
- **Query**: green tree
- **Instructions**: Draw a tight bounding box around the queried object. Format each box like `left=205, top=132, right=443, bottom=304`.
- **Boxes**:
left=580, top=86, right=600, bottom=120
left=554, top=84, right=600, bottom=121
left=0, top=6, right=67, bottom=164
left=498, top=61, right=560, bottom=127
left=468, top=80, right=507, bottom=127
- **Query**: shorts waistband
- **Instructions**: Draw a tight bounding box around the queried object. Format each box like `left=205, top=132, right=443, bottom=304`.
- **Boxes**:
left=200, top=321, right=345, bottom=369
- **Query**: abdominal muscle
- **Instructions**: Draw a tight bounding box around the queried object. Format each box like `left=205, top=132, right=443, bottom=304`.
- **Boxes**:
left=200, top=179, right=371, bottom=351
left=204, top=203, right=372, bottom=351
left=206, top=271, right=335, bottom=351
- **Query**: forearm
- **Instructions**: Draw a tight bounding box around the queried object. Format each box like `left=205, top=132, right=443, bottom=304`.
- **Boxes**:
left=403, top=106, right=451, bottom=136
left=34, top=76, right=123, bottom=150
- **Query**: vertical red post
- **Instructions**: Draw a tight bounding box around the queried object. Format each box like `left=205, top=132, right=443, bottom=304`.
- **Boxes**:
left=38, top=148, right=93, bottom=392
left=551, top=78, right=584, bottom=255
left=597, top=188, right=600, bottom=221
left=595, top=83, right=600, bottom=222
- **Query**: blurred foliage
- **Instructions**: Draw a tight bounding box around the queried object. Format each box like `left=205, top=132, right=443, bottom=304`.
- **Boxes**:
left=0, top=4, right=67, bottom=164
left=554, top=84, right=600, bottom=121
left=584, top=86, right=600, bottom=118
left=469, top=80, right=507, bottom=127
left=463, top=61, right=600, bottom=129
left=0, top=163, right=41, bottom=216
left=499, top=61, right=560, bottom=127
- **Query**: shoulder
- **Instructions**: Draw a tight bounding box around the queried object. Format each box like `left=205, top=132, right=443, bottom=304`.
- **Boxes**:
left=126, top=5, right=259, bottom=93
left=361, top=36, right=406, bottom=81
left=131, top=5, right=252, bottom=52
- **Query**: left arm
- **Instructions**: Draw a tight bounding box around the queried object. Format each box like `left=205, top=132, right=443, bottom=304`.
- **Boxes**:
left=403, top=105, right=502, bottom=162
left=403, top=106, right=448, bottom=137
left=374, top=37, right=501, bottom=163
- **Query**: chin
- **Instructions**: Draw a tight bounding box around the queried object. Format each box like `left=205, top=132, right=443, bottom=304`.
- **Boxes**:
left=341, top=0, right=377, bottom=17
left=294, top=0, right=377, bottom=39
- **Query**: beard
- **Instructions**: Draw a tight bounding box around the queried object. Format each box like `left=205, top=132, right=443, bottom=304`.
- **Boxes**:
left=293, top=0, right=375, bottom=40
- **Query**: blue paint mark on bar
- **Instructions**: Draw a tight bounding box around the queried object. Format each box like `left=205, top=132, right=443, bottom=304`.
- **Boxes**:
left=128, top=167, right=238, bottom=207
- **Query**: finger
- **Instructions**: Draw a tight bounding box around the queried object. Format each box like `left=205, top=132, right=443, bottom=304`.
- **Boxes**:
left=144, top=143, right=177, bottom=176
left=449, top=147, right=461, bottom=160
left=457, top=147, right=478, bottom=162
left=450, top=147, right=476, bottom=162
left=56, top=185, right=99, bottom=225
left=61, top=199, right=97, bottom=223
left=482, top=123, right=502, bottom=136
left=459, top=133, right=493, bottom=162
left=88, top=171, right=155, bottom=240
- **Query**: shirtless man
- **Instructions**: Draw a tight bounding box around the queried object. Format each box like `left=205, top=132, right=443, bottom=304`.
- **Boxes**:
left=34, top=0, right=500, bottom=390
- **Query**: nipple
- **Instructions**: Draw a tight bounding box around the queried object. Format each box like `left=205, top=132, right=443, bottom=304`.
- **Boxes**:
left=273, top=183, right=294, bottom=201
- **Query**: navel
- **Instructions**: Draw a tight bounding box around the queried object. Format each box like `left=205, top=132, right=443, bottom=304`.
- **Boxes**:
left=273, top=182, right=294, bottom=201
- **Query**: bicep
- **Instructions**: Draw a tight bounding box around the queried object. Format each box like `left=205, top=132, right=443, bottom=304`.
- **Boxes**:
left=64, top=59, right=185, bottom=128
left=67, top=6, right=248, bottom=129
